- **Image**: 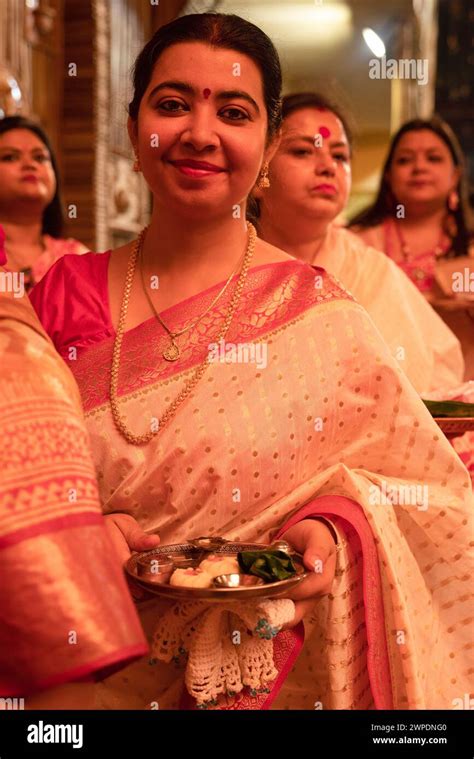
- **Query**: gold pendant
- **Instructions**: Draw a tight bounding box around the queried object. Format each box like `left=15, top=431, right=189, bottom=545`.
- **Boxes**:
left=413, top=268, right=426, bottom=281
left=163, top=341, right=180, bottom=362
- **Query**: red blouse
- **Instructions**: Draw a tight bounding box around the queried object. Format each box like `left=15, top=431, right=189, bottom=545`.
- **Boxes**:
left=29, top=251, right=114, bottom=358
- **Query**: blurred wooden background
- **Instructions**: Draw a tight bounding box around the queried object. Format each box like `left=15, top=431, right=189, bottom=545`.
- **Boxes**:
left=0, top=0, right=186, bottom=251
left=0, top=0, right=471, bottom=250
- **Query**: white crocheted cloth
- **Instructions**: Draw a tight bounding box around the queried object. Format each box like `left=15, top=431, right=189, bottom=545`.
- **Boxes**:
left=151, top=598, right=295, bottom=707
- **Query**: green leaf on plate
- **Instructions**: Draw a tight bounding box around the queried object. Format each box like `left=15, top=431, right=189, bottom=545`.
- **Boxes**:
left=238, top=550, right=297, bottom=582
left=422, top=399, right=474, bottom=418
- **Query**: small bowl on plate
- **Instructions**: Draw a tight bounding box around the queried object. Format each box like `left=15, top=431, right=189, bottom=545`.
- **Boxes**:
left=213, top=573, right=265, bottom=589
left=136, top=555, right=174, bottom=584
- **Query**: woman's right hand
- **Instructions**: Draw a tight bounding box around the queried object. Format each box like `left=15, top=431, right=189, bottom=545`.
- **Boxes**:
left=104, top=513, right=160, bottom=566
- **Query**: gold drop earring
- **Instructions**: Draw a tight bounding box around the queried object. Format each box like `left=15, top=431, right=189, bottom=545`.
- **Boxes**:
left=133, top=153, right=141, bottom=172
left=448, top=189, right=459, bottom=211
left=257, top=162, right=270, bottom=189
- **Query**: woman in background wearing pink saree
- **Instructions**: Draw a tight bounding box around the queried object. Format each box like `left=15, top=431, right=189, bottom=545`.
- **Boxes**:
left=0, top=116, right=87, bottom=290
left=0, top=228, right=148, bottom=708
left=349, top=117, right=474, bottom=379
left=30, top=14, right=473, bottom=710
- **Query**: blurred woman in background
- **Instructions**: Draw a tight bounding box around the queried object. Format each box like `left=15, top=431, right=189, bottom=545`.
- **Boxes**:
left=349, top=117, right=474, bottom=378
left=253, top=92, right=464, bottom=394
left=255, top=92, right=473, bottom=481
left=0, top=116, right=87, bottom=290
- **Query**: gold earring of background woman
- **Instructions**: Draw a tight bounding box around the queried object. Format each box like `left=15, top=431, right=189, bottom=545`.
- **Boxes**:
left=448, top=190, right=459, bottom=212
left=445, top=190, right=459, bottom=238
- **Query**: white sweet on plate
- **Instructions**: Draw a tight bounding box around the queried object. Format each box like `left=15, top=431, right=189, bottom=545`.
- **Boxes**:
left=198, top=554, right=240, bottom=579
left=169, top=567, right=213, bottom=588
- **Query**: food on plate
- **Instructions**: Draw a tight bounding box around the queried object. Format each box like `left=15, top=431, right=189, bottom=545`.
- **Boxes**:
left=169, top=567, right=213, bottom=588
left=198, top=554, right=240, bottom=578
left=238, top=550, right=297, bottom=582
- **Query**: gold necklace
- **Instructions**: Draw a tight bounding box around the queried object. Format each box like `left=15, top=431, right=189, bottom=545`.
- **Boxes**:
left=393, top=219, right=446, bottom=282
left=139, top=228, right=247, bottom=362
left=110, top=221, right=257, bottom=445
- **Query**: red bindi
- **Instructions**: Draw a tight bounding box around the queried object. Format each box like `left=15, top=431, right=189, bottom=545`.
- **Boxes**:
left=203, top=88, right=211, bottom=99
left=319, top=126, right=331, bottom=138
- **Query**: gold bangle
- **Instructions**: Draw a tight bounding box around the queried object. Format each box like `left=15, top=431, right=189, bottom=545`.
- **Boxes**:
left=308, top=516, right=339, bottom=546
left=309, top=516, right=346, bottom=555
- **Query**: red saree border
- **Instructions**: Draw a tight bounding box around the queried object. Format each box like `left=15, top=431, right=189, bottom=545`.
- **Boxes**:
left=260, top=622, right=305, bottom=710
left=75, top=257, right=322, bottom=341
left=112, top=260, right=342, bottom=338
left=275, top=495, right=394, bottom=710
left=72, top=260, right=353, bottom=413
left=0, top=643, right=148, bottom=698
left=0, top=512, right=104, bottom=550
left=121, top=260, right=310, bottom=334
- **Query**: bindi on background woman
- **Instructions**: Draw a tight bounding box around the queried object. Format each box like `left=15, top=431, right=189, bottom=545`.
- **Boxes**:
left=202, top=88, right=211, bottom=99
left=319, top=126, right=331, bottom=138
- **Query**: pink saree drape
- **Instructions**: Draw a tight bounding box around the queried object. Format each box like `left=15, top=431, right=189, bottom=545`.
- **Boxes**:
left=30, top=253, right=474, bottom=709
left=0, top=281, right=147, bottom=697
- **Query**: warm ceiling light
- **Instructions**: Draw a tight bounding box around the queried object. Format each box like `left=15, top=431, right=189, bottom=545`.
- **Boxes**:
left=234, top=3, right=353, bottom=45
left=362, top=28, right=386, bottom=58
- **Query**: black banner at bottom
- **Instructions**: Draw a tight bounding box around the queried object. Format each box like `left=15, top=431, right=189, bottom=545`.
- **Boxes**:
left=0, top=709, right=471, bottom=757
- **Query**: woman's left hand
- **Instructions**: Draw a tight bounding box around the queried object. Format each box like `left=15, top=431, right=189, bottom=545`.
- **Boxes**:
left=279, top=518, right=337, bottom=630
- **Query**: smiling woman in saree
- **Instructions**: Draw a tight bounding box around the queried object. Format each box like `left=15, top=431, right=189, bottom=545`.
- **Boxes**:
left=30, top=13, right=473, bottom=711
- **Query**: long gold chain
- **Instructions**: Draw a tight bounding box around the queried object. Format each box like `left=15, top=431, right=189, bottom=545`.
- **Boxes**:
left=110, top=222, right=257, bottom=445
left=139, top=228, right=247, bottom=361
